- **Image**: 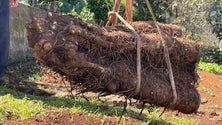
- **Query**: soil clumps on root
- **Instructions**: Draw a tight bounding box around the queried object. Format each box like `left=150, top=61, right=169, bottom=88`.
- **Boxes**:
left=27, top=13, right=200, bottom=114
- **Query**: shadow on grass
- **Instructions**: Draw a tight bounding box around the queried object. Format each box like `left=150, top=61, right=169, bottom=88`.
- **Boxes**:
left=0, top=85, right=174, bottom=125
left=0, top=58, right=172, bottom=124
left=0, top=84, right=148, bottom=120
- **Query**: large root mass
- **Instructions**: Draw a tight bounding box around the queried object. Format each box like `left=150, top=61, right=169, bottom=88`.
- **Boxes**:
left=27, top=13, right=200, bottom=114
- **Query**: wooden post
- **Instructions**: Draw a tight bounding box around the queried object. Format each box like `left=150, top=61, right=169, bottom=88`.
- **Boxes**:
left=124, top=0, right=133, bottom=23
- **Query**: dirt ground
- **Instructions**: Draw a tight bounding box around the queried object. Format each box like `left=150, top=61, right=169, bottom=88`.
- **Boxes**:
left=169, top=70, right=222, bottom=125
left=2, top=65, right=222, bottom=125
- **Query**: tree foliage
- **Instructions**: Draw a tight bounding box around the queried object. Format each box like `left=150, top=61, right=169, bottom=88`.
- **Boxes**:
left=22, top=0, right=220, bottom=42
left=23, top=0, right=94, bottom=22
left=207, top=0, right=222, bottom=41
left=132, top=0, right=166, bottom=22
left=37, top=0, right=85, bottom=14
left=155, top=0, right=214, bottom=40
left=86, top=0, right=166, bottom=25
left=86, top=0, right=113, bottom=25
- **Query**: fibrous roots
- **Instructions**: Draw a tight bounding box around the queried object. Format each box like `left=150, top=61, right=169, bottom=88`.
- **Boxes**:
left=27, top=13, right=200, bottom=114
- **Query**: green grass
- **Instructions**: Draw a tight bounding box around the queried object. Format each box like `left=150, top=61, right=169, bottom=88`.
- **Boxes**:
left=6, top=59, right=42, bottom=81
left=169, top=115, right=198, bottom=125
left=141, top=107, right=197, bottom=125
left=0, top=84, right=198, bottom=124
left=0, top=86, right=44, bottom=119
left=198, top=59, right=222, bottom=74
left=0, top=58, right=200, bottom=124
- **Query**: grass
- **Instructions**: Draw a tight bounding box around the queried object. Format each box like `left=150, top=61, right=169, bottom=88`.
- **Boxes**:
left=0, top=86, right=44, bottom=119
left=198, top=59, right=222, bottom=74
left=200, top=97, right=208, bottom=104
left=0, top=84, right=198, bottom=124
left=201, top=87, right=216, bottom=97
left=142, top=107, right=197, bottom=125
left=0, top=59, right=198, bottom=124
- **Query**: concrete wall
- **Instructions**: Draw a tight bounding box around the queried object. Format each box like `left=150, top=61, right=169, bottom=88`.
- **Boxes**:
left=9, top=3, right=47, bottom=62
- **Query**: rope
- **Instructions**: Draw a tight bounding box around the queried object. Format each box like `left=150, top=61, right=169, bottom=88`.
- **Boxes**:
left=108, top=11, right=142, bottom=96
left=105, top=0, right=121, bottom=26
left=145, top=0, right=178, bottom=106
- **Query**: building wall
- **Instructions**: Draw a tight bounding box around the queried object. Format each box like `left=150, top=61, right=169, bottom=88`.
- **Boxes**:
left=9, top=3, right=47, bottom=62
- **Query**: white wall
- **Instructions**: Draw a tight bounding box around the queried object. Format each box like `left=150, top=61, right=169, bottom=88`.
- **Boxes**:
left=9, top=3, right=47, bottom=62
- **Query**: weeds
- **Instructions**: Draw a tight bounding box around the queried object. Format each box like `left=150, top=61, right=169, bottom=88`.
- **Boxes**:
left=0, top=86, right=44, bottom=119
left=100, top=116, right=107, bottom=125
left=142, top=108, right=197, bottom=125
left=6, top=59, right=42, bottom=82
left=201, top=98, right=208, bottom=104
left=198, top=59, right=222, bottom=74
left=201, top=86, right=216, bottom=97
left=28, top=73, right=41, bottom=81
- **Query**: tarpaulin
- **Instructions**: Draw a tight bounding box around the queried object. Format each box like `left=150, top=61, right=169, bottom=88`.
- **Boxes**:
left=0, top=0, right=10, bottom=77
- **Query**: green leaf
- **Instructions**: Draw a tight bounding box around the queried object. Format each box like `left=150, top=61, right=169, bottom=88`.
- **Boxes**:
left=61, top=1, right=73, bottom=13
left=75, top=1, right=85, bottom=14
left=210, top=11, right=217, bottom=17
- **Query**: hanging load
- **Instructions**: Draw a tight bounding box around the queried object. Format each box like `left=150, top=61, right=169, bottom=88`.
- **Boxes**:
left=27, top=12, right=200, bottom=114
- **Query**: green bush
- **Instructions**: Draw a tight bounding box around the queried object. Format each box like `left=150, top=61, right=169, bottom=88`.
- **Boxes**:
left=200, top=47, right=222, bottom=64
left=207, top=0, right=222, bottom=41
left=133, top=0, right=167, bottom=22
left=25, top=0, right=168, bottom=25
left=24, top=0, right=94, bottom=22
left=86, top=0, right=165, bottom=25
left=86, top=0, right=113, bottom=25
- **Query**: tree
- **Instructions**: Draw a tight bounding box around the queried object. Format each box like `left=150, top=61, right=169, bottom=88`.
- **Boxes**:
left=132, top=0, right=167, bottom=22
left=86, top=0, right=113, bottom=25
left=23, top=0, right=219, bottom=42
left=21, top=0, right=94, bottom=22
left=155, top=0, right=215, bottom=41
left=207, top=0, right=222, bottom=41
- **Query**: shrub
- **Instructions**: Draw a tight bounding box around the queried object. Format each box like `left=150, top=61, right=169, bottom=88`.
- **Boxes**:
left=200, top=46, right=222, bottom=64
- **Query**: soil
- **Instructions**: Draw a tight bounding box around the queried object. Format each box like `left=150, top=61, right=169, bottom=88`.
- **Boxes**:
left=2, top=65, right=222, bottom=125
left=169, top=70, right=222, bottom=125
left=4, top=110, right=141, bottom=125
